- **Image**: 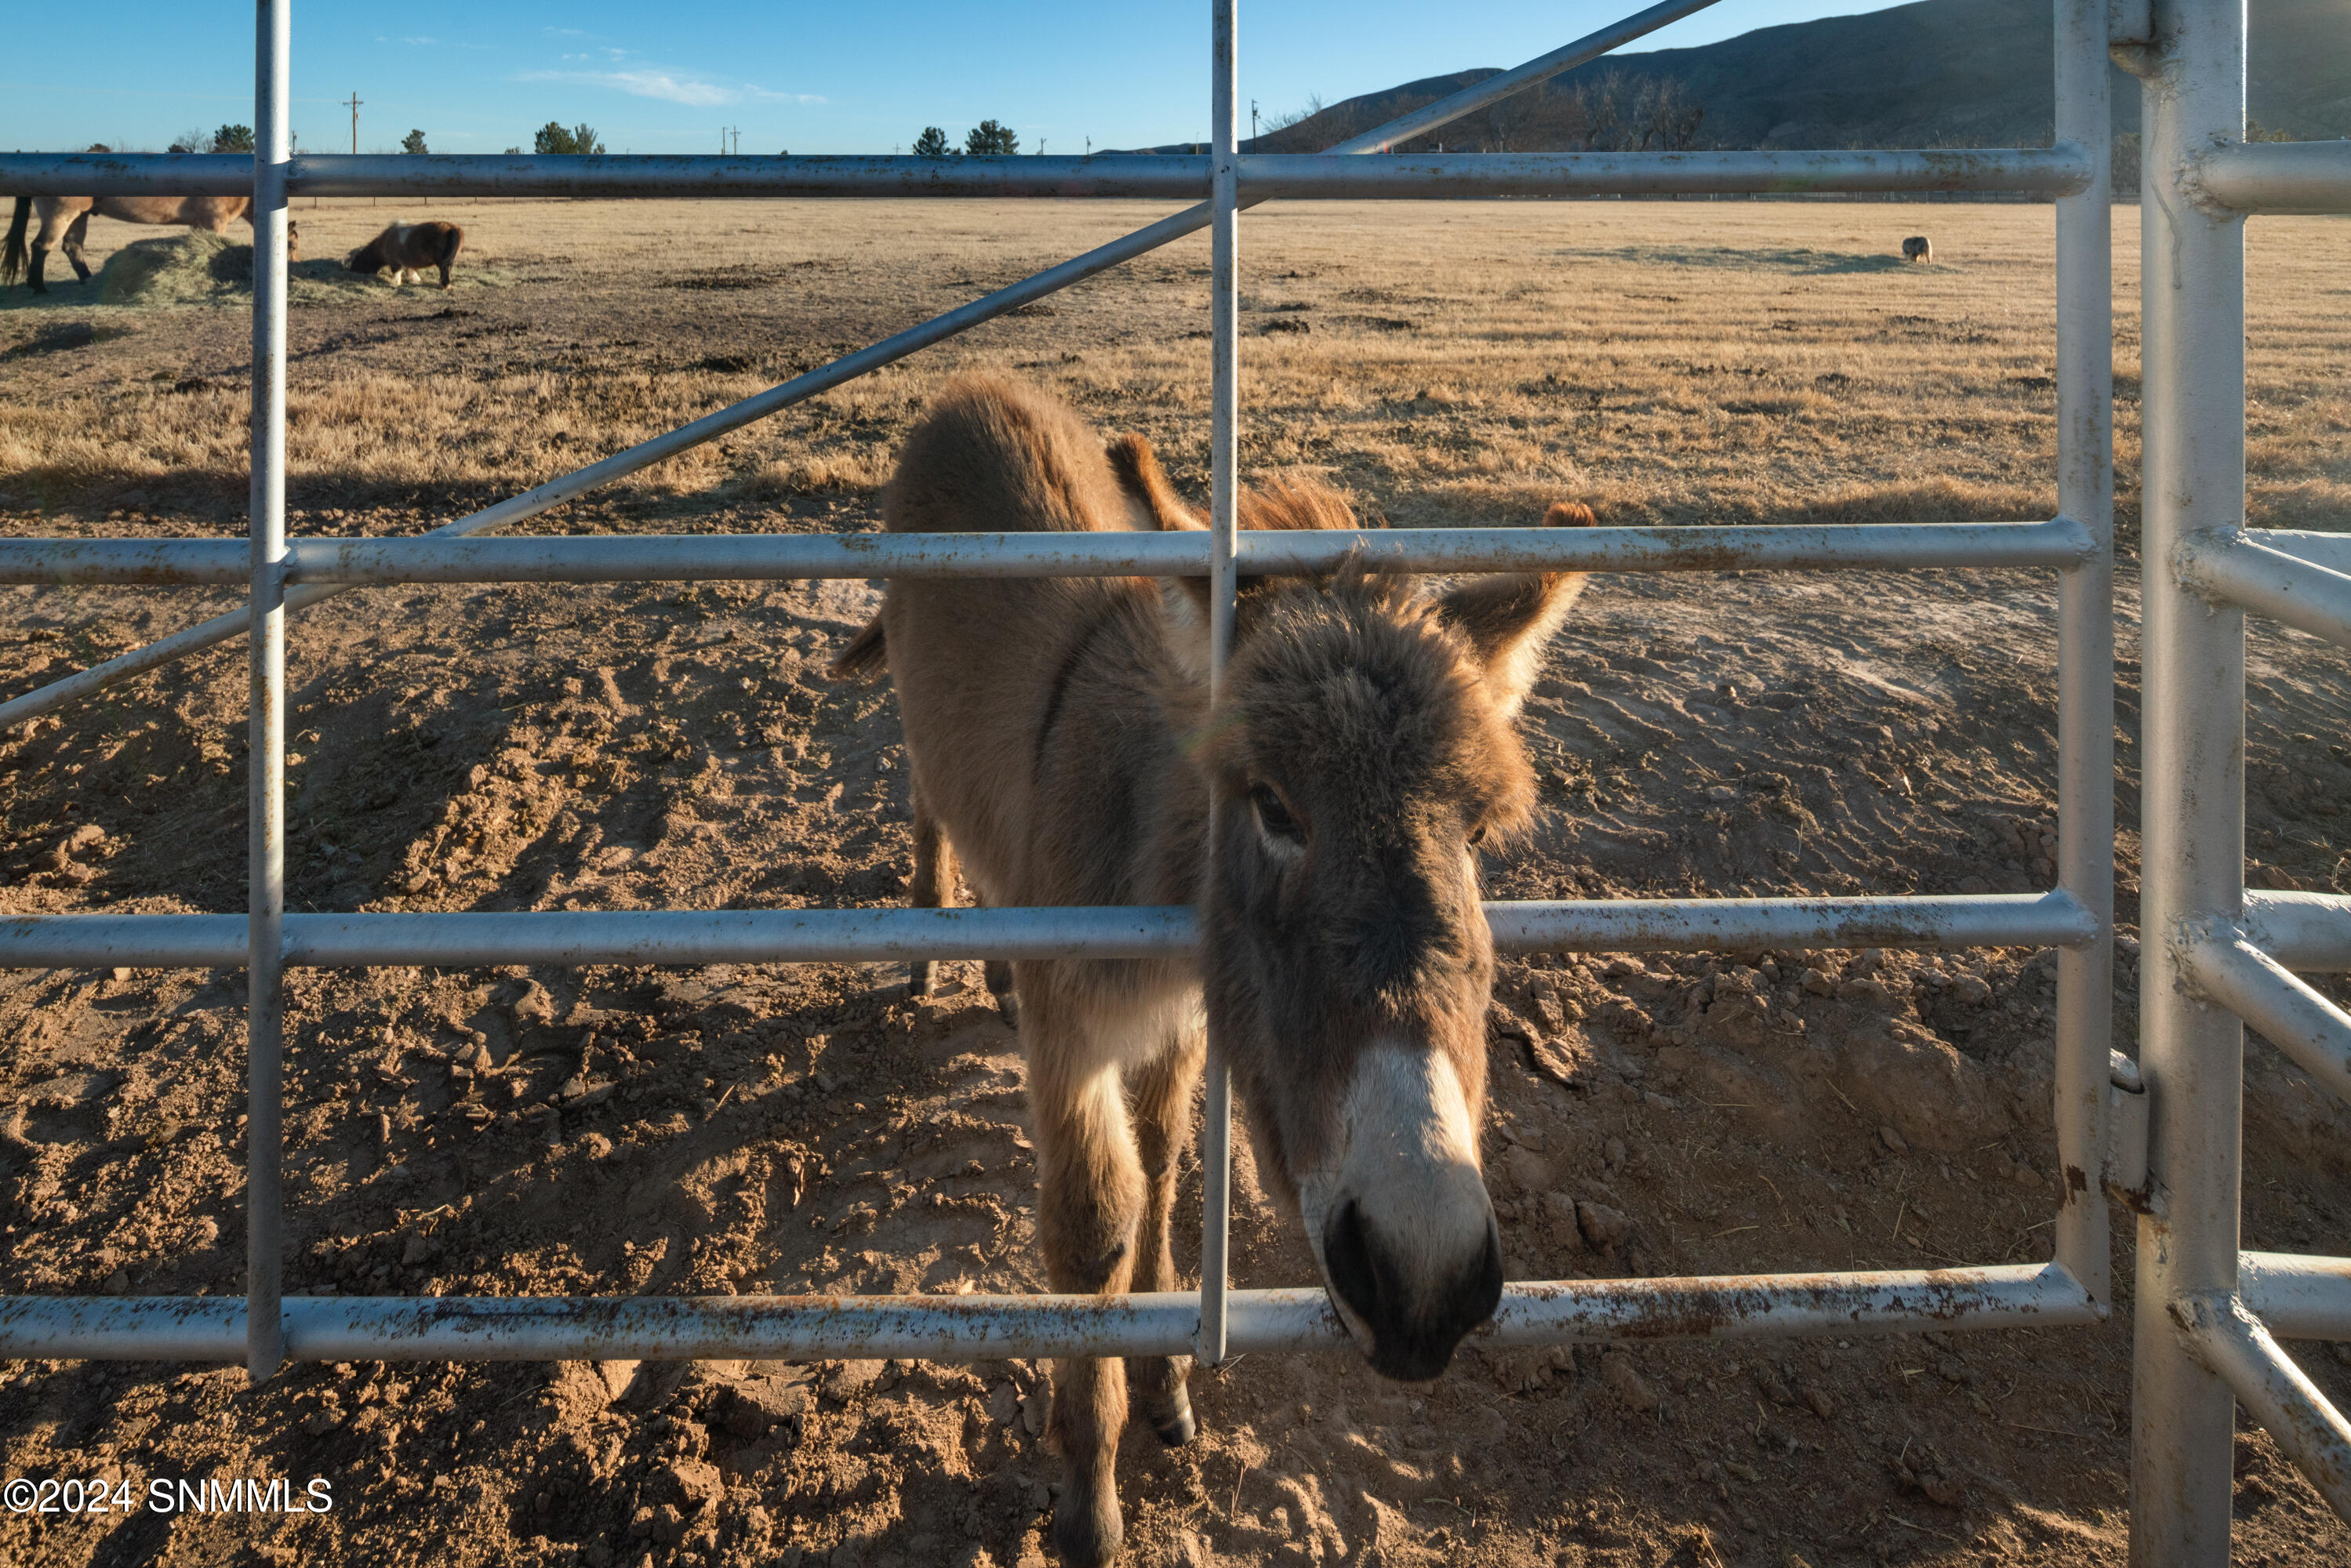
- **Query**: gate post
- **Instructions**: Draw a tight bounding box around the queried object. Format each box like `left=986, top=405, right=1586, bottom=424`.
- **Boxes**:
left=246, top=0, right=293, bottom=1381
left=2129, top=0, right=2247, bottom=1559
left=2052, top=0, right=2117, bottom=1313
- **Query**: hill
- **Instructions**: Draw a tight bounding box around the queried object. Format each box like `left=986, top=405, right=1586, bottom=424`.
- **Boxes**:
left=1156, top=0, right=2350, bottom=153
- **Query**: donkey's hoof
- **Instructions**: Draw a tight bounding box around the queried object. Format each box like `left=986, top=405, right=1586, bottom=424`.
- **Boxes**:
left=1149, top=1400, right=1197, bottom=1448
left=1051, top=1485, right=1123, bottom=1568
left=908, top=960, right=936, bottom=1000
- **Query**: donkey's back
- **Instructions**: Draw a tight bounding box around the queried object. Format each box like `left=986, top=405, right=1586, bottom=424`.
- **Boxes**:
left=838, top=376, right=1188, bottom=913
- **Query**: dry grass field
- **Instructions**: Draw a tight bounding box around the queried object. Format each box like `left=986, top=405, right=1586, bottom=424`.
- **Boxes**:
left=0, top=196, right=2346, bottom=1568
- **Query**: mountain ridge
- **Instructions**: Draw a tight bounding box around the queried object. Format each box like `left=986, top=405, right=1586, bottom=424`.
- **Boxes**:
left=1125, top=0, right=2349, bottom=154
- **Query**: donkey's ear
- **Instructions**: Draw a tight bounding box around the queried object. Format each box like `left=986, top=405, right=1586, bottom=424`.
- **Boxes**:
left=1434, top=501, right=1596, bottom=720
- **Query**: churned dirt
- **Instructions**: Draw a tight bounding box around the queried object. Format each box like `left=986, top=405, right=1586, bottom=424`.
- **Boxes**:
left=0, top=197, right=2346, bottom=1568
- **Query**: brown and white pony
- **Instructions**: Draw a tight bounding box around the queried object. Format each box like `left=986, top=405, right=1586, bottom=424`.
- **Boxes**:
left=1, top=195, right=296, bottom=292
left=829, top=374, right=1594, bottom=1566
left=345, top=221, right=463, bottom=289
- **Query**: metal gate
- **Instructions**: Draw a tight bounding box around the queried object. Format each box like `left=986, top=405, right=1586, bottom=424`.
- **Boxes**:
left=0, top=0, right=2342, bottom=1555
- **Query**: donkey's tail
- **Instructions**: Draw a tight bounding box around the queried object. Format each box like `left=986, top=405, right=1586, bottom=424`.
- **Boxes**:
left=826, top=615, right=888, bottom=682
left=1, top=198, right=30, bottom=288
left=438, top=223, right=464, bottom=267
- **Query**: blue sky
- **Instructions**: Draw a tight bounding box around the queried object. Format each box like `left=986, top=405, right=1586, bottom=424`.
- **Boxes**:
left=3, top=1, right=1910, bottom=157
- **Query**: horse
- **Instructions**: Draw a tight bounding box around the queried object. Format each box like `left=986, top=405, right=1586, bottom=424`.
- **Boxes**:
left=1, top=195, right=295, bottom=292
left=827, top=373, right=1595, bottom=1565
left=345, top=221, right=463, bottom=290
left=1902, top=234, right=1934, bottom=263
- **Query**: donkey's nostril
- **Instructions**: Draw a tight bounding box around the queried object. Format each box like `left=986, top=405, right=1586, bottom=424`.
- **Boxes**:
left=1322, top=1197, right=1389, bottom=1332
left=1322, top=1195, right=1503, bottom=1383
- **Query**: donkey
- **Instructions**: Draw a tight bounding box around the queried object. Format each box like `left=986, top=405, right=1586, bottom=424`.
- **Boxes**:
left=2, top=194, right=293, bottom=292
left=827, top=374, right=1593, bottom=1565
left=1902, top=234, right=1933, bottom=263
left=346, top=220, right=464, bottom=290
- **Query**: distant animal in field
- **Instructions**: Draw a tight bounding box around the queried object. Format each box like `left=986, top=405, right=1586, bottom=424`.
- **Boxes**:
left=2, top=194, right=284, bottom=292
left=1902, top=234, right=1933, bottom=263
left=346, top=221, right=464, bottom=289
left=827, top=372, right=1597, bottom=1566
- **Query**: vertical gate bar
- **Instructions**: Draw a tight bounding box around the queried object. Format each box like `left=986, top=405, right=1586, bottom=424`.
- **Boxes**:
left=245, top=0, right=292, bottom=1382
left=2130, top=0, right=2248, bottom=1559
left=2051, top=0, right=2117, bottom=1311
left=1197, top=0, right=1240, bottom=1371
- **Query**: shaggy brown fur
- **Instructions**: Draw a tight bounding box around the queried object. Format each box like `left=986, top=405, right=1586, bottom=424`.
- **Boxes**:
left=347, top=220, right=464, bottom=290
left=827, top=374, right=1593, bottom=1566
left=1902, top=234, right=1934, bottom=262
left=2, top=194, right=278, bottom=292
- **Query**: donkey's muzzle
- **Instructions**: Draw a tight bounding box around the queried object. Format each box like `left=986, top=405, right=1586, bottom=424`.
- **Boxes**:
left=1322, top=1196, right=1503, bottom=1381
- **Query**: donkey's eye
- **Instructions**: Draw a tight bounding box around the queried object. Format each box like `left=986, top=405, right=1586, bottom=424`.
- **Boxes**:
left=1467, top=823, right=1489, bottom=846
left=1249, top=783, right=1305, bottom=844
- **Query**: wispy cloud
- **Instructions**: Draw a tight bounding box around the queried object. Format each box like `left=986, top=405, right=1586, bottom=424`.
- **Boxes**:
left=515, top=67, right=819, bottom=108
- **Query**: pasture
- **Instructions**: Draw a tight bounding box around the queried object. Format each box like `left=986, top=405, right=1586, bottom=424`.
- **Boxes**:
left=0, top=196, right=2346, bottom=1567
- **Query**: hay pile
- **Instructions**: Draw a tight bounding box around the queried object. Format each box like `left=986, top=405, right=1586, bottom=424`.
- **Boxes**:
left=88, top=229, right=513, bottom=308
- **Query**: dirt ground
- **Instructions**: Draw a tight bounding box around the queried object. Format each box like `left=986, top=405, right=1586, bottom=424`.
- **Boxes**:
left=0, top=197, right=2346, bottom=1568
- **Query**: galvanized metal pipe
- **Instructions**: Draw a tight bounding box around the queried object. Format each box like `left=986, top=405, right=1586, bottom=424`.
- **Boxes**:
left=0, top=518, right=2098, bottom=588
left=2178, top=932, right=2351, bottom=1105
left=1198, top=0, right=1241, bottom=1375
left=0, top=1263, right=2094, bottom=1363
left=0, top=893, right=2099, bottom=972
left=2175, top=533, right=2351, bottom=650
left=2175, top=1293, right=2351, bottom=1522
left=2247, top=530, right=2351, bottom=577
left=246, top=0, right=291, bottom=1385
left=2238, top=1253, right=2351, bottom=1341
left=2193, top=138, right=2351, bottom=213
left=2244, top=891, right=2351, bottom=973
left=0, top=147, right=2095, bottom=201
left=2051, top=0, right=2118, bottom=1314
left=2131, top=0, right=2251, bottom=1555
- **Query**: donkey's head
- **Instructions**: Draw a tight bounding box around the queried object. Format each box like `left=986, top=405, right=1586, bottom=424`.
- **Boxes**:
left=1124, top=443, right=1593, bottom=1380
left=343, top=234, right=385, bottom=274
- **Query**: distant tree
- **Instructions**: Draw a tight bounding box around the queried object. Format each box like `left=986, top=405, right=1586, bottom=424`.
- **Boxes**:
left=534, top=122, right=578, bottom=155
left=401, top=129, right=429, bottom=154
left=213, top=124, right=256, bottom=154
left=964, top=119, right=1019, bottom=155
left=912, top=125, right=953, bottom=158
left=85, top=143, right=112, bottom=154
left=2245, top=118, right=2296, bottom=143
left=2111, top=132, right=2142, bottom=195
left=169, top=125, right=213, bottom=155
left=570, top=122, right=605, bottom=156
left=503, top=146, right=523, bottom=155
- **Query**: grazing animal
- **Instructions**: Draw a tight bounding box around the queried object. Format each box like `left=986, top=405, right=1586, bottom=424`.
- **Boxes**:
left=2, top=195, right=291, bottom=292
left=346, top=221, right=464, bottom=289
left=1902, top=234, right=1933, bottom=263
left=827, top=374, right=1595, bottom=1566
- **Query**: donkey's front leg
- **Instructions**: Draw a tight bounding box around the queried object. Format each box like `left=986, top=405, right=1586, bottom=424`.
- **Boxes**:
left=1027, top=1004, right=1146, bottom=1568
left=907, top=797, right=955, bottom=1000
left=1124, top=1025, right=1205, bottom=1446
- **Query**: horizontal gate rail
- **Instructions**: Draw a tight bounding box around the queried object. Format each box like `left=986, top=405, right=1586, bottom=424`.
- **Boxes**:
left=2244, top=891, right=2351, bottom=973
left=0, top=147, right=2095, bottom=201
left=2175, top=533, right=2351, bottom=649
left=0, top=518, right=2098, bottom=588
left=0, top=1263, right=2096, bottom=1363
left=0, top=891, right=2098, bottom=971
left=2239, top=1253, right=2351, bottom=1341
left=2193, top=139, right=2351, bottom=214
left=2177, top=931, right=2351, bottom=1104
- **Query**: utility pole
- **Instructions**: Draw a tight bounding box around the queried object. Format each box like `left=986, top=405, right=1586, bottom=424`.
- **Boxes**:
left=344, top=91, right=362, bottom=154
left=1252, top=100, right=1259, bottom=144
